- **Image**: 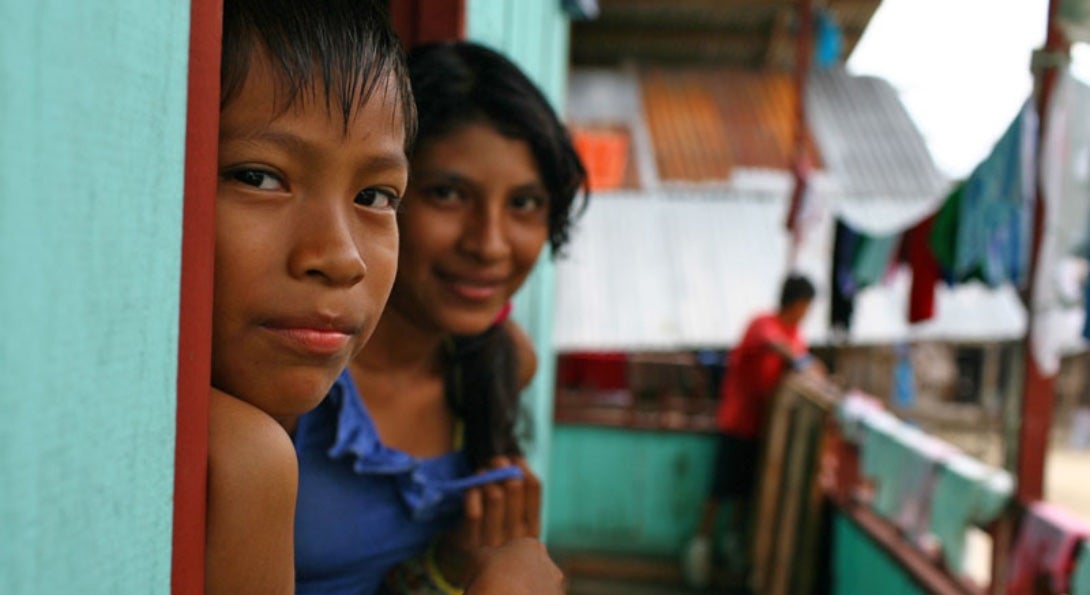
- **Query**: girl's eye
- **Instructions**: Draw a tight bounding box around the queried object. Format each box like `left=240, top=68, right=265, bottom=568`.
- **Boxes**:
left=426, top=185, right=462, bottom=204
left=230, top=169, right=284, bottom=191
left=510, top=194, right=547, bottom=213
left=355, top=188, right=401, bottom=210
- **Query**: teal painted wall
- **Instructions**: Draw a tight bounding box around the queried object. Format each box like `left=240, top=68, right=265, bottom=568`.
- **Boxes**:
left=0, top=2, right=189, bottom=593
left=546, top=425, right=717, bottom=555
left=832, top=512, right=926, bottom=595
left=465, top=0, right=571, bottom=507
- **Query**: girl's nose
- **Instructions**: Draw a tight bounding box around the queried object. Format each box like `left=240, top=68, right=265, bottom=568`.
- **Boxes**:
left=460, top=203, right=511, bottom=263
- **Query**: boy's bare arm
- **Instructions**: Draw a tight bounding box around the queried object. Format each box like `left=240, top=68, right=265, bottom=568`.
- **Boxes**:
left=206, top=388, right=297, bottom=595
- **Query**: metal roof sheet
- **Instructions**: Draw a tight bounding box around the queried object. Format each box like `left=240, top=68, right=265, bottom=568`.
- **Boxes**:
left=553, top=190, right=1028, bottom=351
left=805, top=68, right=952, bottom=233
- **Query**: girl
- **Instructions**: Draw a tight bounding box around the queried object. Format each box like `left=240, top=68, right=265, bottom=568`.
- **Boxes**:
left=292, top=41, right=588, bottom=594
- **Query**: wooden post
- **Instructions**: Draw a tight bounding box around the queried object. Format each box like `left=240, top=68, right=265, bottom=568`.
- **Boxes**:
left=1016, top=0, right=1069, bottom=507
left=785, top=0, right=814, bottom=265
left=995, top=1, right=1071, bottom=592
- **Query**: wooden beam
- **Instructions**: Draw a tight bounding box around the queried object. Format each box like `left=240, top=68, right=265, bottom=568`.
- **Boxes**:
left=1016, top=0, right=1070, bottom=504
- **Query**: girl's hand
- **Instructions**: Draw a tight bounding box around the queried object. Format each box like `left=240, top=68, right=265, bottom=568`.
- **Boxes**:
left=463, top=456, right=541, bottom=547
left=435, top=457, right=542, bottom=584
left=464, top=537, right=564, bottom=595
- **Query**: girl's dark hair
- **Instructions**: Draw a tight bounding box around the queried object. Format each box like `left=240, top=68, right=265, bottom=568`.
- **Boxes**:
left=408, top=41, right=588, bottom=255
left=445, top=326, right=525, bottom=469
left=220, top=0, right=416, bottom=147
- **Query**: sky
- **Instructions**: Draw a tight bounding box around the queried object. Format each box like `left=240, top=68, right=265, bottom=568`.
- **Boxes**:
left=846, top=0, right=1055, bottom=179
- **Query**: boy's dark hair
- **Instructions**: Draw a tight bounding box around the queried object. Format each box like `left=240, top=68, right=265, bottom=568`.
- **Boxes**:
left=780, top=274, right=817, bottom=309
left=221, top=0, right=416, bottom=146
left=407, top=41, right=588, bottom=255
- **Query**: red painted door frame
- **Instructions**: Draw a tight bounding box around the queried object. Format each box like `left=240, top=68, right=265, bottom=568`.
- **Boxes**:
left=172, top=0, right=222, bottom=592
left=389, top=0, right=466, bottom=46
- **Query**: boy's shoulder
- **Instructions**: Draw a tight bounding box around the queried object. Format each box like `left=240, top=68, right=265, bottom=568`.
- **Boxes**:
left=206, top=389, right=297, bottom=595
left=209, top=388, right=297, bottom=485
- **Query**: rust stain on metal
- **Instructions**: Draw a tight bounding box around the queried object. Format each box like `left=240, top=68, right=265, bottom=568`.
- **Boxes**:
left=640, top=67, right=823, bottom=182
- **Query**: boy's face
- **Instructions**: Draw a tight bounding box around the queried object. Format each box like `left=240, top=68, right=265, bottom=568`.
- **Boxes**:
left=212, top=57, right=407, bottom=423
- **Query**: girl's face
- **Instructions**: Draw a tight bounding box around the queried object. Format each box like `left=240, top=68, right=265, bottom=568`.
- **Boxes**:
left=391, top=122, right=550, bottom=336
left=212, top=58, right=407, bottom=422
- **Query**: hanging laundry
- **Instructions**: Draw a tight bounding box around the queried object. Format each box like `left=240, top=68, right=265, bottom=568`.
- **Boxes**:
left=1034, top=67, right=1090, bottom=374
left=851, top=232, right=901, bottom=288
left=892, top=343, right=917, bottom=408
left=929, top=183, right=964, bottom=285
left=1008, top=501, right=1090, bottom=595
left=831, top=219, right=861, bottom=334
left=904, top=214, right=939, bottom=322
left=1060, top=0, right=1090, bottom=44
left=813, top=8, right=843, bottom=69
left=953, top=101, right=1037, bottom=288
left=928, top=453, right=1014, bottom=573
left=1073, top=540, right=1090, bottom=595
left=1083, top=265, right=1090, bottom=342
left=890, top=428, right=958, bottom=544
left=858, top=409, right=904, bottom=519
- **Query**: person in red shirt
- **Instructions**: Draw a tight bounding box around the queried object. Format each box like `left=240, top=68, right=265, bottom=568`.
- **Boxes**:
left=683, top=274, right=821, bottom=588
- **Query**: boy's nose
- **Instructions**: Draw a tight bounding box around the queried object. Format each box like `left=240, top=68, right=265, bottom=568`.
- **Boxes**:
left=289, top=204, right=367, bottom=286
left=459, top=204, right=510, bottom=263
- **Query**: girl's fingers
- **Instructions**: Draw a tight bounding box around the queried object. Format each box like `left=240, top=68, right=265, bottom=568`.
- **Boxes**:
left=484, top=456, right=515, bottom=547
left=517, top=458, right=542, bottom=538
left=481, top=481, right=506, bottom=547
left=503, top=472, right=526, bottom=540
left=463, top=487, right=483, bottom=548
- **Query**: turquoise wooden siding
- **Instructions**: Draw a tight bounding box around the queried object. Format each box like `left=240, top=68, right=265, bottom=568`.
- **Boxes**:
left=832, top=512, right=926, bottom=595
left=0, top=2, right=189, bottom=593
left=546, top=425, right=717, bottom=554
left=465, top=0, right=571, bottom=502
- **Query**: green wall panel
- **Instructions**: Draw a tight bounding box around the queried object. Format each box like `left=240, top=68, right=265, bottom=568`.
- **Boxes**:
left=832, top=512, right=926, bottom=595
left=546, top=425, right=717, bottom=555
left=465, top=0, right=571, bottom=516
left=0, top=1, right=189, bottom=593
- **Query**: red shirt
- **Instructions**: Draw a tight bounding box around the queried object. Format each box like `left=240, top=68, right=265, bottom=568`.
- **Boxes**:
left=715, top=313, right=807, bottom=439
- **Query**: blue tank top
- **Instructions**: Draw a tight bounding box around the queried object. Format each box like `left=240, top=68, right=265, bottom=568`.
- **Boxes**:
left=293, top=369, right=521, bottom=595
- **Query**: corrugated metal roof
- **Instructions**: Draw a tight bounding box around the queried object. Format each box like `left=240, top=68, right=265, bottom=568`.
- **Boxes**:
left=555, top=190, right=817, bottom=351
left=553, top=190, right=1029, bottom=351
left=638, top=67, right=825, bottom=181
left=640, top=69, right=735, bottom=181
left=806, top=68, right=952, bottom=233
left=556, top=68, right=1029, bottom=350
left=575, top=65, right=950, bottom=226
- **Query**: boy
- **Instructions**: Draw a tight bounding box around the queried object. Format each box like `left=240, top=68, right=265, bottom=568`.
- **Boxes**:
left=683, top=274, right=822, bottom=588
left=206, top=1, right=411, bottom=593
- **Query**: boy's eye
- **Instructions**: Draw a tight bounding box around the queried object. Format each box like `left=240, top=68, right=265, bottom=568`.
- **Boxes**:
left=230, top=169, right=284, bottom=191
left=510, top=194, right=547, bottom=213
left=355, top=188, right=401, bottom=210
